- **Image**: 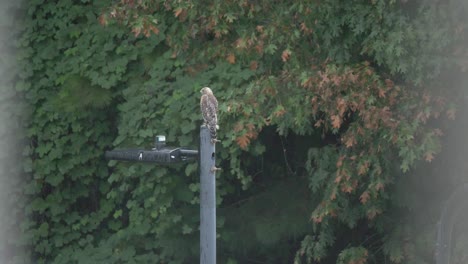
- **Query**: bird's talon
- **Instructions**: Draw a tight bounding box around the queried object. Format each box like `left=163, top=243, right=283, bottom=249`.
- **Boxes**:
left=211, top=139, right=220, bottom=144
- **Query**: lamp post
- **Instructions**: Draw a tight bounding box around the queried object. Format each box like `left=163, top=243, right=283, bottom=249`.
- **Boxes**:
left=105, top=126, right=217, bottom=264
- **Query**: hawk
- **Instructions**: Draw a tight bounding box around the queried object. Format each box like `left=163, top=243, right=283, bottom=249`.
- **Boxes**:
left=200, top=87, right=219, bottom=143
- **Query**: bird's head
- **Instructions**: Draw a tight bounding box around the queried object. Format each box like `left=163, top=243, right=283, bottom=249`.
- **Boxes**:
left=200, top=87, right=213, bottom=95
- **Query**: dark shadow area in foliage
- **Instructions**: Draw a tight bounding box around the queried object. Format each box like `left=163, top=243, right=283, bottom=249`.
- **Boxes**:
left=219, top=176, right=313, bottom=264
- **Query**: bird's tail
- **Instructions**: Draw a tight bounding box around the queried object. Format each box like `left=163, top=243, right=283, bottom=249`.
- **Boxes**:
left=210, top=126, right=217, bottom=139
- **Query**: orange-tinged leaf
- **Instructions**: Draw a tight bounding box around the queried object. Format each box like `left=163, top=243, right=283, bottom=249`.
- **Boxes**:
left=341, top=184, right=353, bottom=193
left=360, top=191, right=370, bottom=204
left=331, top=115, right=342, bottom=129
left=357, top=161, right=369, bottom=175
left=344, top=135, right=356, bottom=148
left=300, top=22, right=313, bottom=34
left=226, top=53, right=236, bottom=64
left=150, top=25, right=160, bottom=35
left=274, top=108, right=286, bottom=117
left=334, top=175, right=342, bottom=183
left=375, top=182, right=384, bottom=191
left=425, top=151, right=435, bottom=162
left=331, top=75, right=341, bottom=86
left=314, top=119, right=323, bottom=128
left=281, top=50, right=291, bottom=62
left=378, top=88, right=386, bottom=98
left=336, top=98, right=347, bottom=115
left=236, top=135, right=250, bottom=150
left=336, top=156, right=344, bottom=167
left=174, top=8, right=184, bottom=17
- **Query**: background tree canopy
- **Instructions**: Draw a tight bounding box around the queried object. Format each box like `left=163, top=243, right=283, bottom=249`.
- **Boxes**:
left=2, top=0, right=468, bottom=263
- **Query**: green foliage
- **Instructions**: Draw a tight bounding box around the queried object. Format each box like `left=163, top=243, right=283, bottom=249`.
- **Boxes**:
left=337, top=246, right=368, bottom=264
left=8, top=0, right=468, bottom=263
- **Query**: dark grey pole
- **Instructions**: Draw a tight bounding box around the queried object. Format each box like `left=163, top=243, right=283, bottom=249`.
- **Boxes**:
left=200, top=126, right=216, bottom=264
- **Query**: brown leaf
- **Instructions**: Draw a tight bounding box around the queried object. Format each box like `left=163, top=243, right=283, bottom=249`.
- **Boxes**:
left=150, top=25, right=160, bottom=35
left=337, top=98, right=347, bottom=116
left=255, top=44, right=263, bottom=54
left=334, top=175, right=342, bottom=183
left=344, top=135, right=356, bottom=148
left=367, top=207, right=381, bottom=220
left=281, top=50, right=291, bottom=62
left=341, top=184, right=353, bottom=193
left=336, top=156, right=344, bottom=168
left=174, top=8, right=184, bottom=17
left=348, top=72, right=358, bottom=83
left=236, top=135, right=250, bottom=150
left=331, top=115, right=342, bottom=129
left=233, top=122, right=244, bottom=132
left=378, top=88, right=386, bottom=98
left=357, top=161, right=369, bottom=175
left=331, top=75, right=341, bottom=86
left=360, top=191, right=370, bottom=204
left=132, top=26, right=142, bottom=37
left=226, top=53, right=236, bottom=64
left=98, top=14, right=108, bottom=26
left=384, top=79, right=394, bottom=88
left=246, top=123, right=255, bottom=131
left=250, top=60, right=258, bottom=70
left=446, top=109, right=456, bottom=120
left=235, top=38, right=246, bottom=49
left=273, top=106, right=286, bottom=117
left=375, top=182, right=384, bottom=191
left=314, top=119, right=323, bottom=128
left=425, top=151, right=435, bottom=162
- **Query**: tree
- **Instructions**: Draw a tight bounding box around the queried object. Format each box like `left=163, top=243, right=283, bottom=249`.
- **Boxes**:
left=9, top=0, right=468, bottom=263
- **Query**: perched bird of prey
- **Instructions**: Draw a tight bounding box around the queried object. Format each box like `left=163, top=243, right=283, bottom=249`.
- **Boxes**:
left=200, top=87, right=219, bottom=143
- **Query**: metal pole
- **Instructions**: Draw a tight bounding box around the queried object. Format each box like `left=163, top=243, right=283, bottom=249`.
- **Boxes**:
left=200, top=126, right=216, bottom=264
